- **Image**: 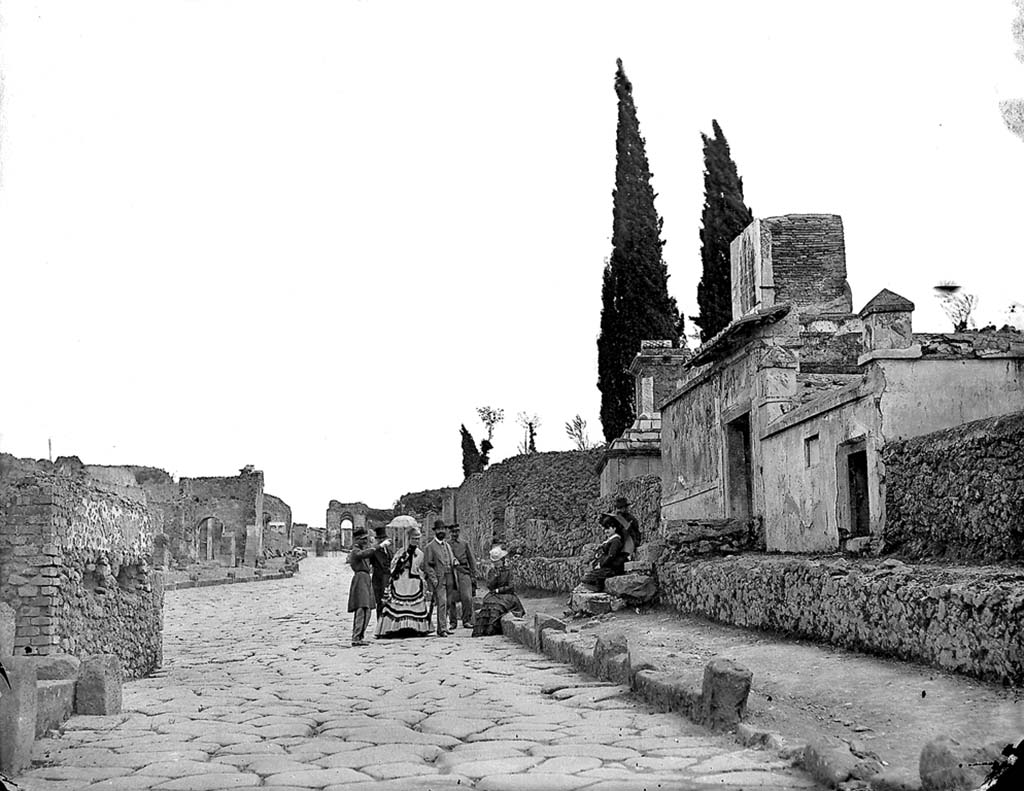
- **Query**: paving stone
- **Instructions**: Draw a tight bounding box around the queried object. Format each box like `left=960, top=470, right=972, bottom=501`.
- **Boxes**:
left=137, top=760, right=238, bottom=777
left=83, top=776, right=174, bottom=790
left=529, top=742, right=642, bottom=761
left=695, top=770, right=820, bottom=787
left=474, top=774, right=594, bottom=791
left=359, top=761, right=440, bottom=779
left=151, top=774, right=261, bottom=790
left=263, top=768, right=373, bottom=787
left=444, top=755, right=544, bottom=777
left=534, top=755, right=603, bottom=772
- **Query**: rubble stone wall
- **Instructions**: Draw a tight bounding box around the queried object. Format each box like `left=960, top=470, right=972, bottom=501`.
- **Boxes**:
left=0, top=466, right=162, bottom=678
left=497, top=475, right=662, bottom=593
left=882, top=410, right=1024, bottom=562
left=454, top=449, right=604, bottom=564
left=657, top=554, right=1024, bottom=684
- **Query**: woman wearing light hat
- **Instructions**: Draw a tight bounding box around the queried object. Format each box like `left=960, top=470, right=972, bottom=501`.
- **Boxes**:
left=472, top=545, right=525, bottom=637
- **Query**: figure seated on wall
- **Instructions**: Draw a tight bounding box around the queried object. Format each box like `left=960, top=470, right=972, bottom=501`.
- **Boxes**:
left=472, top=546, right=525, bottom=637
left=580, top=500, right=641, bottom=592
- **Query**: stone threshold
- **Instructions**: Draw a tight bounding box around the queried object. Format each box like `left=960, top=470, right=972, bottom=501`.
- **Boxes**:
left=163, top=571, right=294, bottom=591
left=499, top=611, right=918, bottom=791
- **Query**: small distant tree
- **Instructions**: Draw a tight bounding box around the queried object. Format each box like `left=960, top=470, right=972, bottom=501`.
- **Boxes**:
left=565, top=414, right=592, bottom=451
left=476, top=405, right=504, bottom=466
left=517, top=412, right=540, bottom=454
left=934, top=282, right=978, bottom=332
left=460, top=425, right=484, bottom=478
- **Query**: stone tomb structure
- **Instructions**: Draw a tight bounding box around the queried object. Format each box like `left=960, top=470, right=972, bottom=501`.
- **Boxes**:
left=0, top=455, right=163, bottom=679
left=659, top=213, right=1024, bottom=554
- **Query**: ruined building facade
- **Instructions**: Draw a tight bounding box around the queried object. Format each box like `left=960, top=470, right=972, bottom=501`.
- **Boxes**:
left=656, top=213, right=1024, bottom=554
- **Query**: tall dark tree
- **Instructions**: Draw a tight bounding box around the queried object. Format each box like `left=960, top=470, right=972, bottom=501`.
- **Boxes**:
left=598, top=59, right=680, bottom=442
left=694, top=120, right=753, bottom=341
left=460, top=425, right=483, bottom=478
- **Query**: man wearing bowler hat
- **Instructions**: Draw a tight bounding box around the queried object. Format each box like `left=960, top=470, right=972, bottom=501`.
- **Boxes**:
left=447, top=524, right=477, bottom=630
left=422, top=521, right=456, bottom=636
left=347, top=526, right=376, bottom=646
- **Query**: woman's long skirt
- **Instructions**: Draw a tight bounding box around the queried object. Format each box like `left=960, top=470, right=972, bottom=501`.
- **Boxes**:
left=472, top=591, right=525, bottom=637
left=375, top=569, right=431, bottom=638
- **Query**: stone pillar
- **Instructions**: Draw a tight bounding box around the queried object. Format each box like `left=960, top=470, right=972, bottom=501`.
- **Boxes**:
left=858, top=289, right=915, bottom=351
left=0, top=655, right=38, bottom=775
left=756, top=345, right=797, bottom=425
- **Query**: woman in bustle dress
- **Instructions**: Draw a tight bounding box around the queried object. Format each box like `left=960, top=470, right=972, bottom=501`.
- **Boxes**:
left=472, top=546, right=525, bottom=637
left=375, top=526, right=432, bottom=638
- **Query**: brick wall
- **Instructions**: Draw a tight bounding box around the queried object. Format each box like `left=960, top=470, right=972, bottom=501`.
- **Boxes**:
left=882, top=410, right=1024, bottom=562
left=763, top=214, right=850, bottom=313
left=658, top=555, right=1024, bottom=684
left=0, top=464, right=162, bottom=678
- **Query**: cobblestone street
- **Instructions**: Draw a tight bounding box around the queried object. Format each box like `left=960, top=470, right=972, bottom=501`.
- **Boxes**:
left=14, top=558, right=821, bottom=790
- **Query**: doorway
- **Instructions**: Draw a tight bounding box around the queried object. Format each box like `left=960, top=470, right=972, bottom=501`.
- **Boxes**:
left=838, top=439, right=870, bottom=539
left=725, top=412, right=753, bottom=519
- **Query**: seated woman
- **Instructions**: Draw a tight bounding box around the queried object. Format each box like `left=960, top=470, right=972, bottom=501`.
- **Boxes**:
left=472, top=546, right=525, bottom=636
left=580, top=513, right=630, bottom=592
left=375, top=526, right=431, bottom=638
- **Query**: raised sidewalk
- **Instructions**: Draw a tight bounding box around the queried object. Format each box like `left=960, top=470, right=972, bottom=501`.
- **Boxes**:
left=509, top=591, right=1024, bottom=791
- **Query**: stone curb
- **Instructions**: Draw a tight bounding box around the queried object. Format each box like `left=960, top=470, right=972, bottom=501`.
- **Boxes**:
left=499, top=612, right=922, bottom=791
left=163, top=571, right=294, bottom=591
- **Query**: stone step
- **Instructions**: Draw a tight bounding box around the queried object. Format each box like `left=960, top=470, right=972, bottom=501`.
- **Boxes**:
left=36, top=678, right=75, bottom=737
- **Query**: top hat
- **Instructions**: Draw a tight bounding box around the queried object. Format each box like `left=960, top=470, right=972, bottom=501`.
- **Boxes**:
left=598, top=511, right=618, bottom=527
left=433, top=522, right=448, bottom=533
left=373, top=525, right=389, bottom=538
left=353, top=527, right=368, bottom=539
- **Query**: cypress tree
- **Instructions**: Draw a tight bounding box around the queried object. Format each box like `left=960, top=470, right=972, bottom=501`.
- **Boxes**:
left=597, top=59, right=680, bottom=442
left=694, top=120, right=753, bottom=341
left=460, top=425, right=482, bottom=478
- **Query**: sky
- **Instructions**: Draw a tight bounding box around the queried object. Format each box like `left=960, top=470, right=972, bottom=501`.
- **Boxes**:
left=1, top=1, right=1022, bottom=525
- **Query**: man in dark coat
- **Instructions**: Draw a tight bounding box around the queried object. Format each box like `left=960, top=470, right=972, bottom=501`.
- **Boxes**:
left=347, top=527, right=376, bottom=646
left=370, top=526, right=394, bottom=621
left=447, top=524, right=477, bottom=629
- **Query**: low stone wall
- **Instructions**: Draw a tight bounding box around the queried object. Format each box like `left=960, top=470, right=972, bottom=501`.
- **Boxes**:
left=882, top=410, right=1024, bottom=562
left=657, top=554, right=1024, bottom=684
left=509, top=555, right=589, bottom=593
left=1, top=463, right=163, bottom=679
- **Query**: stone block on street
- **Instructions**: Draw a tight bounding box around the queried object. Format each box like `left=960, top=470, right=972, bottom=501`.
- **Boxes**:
left=31, top=654, right=81, bottom=681
left=534, top=614, right=567, bottom=651
left=699, top=657, right=752, bottom=730
left=604, top=573, right=658, bottom=604
left=919, top=735, right=1004, bottom=791
left=36, top=678, right=75, bottom=736
left=75, top=654, right=123, bottom=715
left=0, top=654, right=39, bottom=775
left=569, top=585, right=627, bottom=615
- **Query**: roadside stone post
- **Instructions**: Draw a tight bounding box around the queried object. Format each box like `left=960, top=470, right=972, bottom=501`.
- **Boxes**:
left=75, top=654, right=123, bottom=715
left=699, top=657, right=752, bottom=730
left=0, top=655, right=39, bottom=775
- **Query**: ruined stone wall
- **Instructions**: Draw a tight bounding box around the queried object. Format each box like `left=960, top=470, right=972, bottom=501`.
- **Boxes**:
left=454, top=449, right=604, bottom=564
left=502, top=474, right=662, bottom=593
left=262, top=493, right=292, bottom=554
left=882, top=410, right=1024, bottom=562
left=657, top=555, right=1024, bottom=684
left=0, top=465, right=162, bottom=678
